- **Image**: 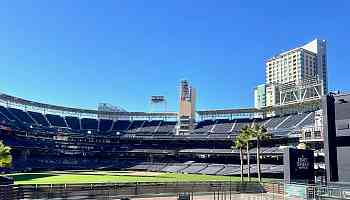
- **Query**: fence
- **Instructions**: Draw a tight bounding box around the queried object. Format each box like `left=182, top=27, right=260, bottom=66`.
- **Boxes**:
left=0, top=181, right=286, bottom=200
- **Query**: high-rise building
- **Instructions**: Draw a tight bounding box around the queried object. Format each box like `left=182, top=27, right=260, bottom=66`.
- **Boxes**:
left=255, top=39, right=327, bottom=108
left=266, top=39, right=327, bottom=91
left=254, top=84, right=267, bottom=109
left=302, top=39, right=328, bottom=94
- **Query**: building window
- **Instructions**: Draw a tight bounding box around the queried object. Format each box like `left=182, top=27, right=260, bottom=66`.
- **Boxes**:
left=314, top=131, right=321, bottom=138
left=305, top=132, right=311, bottom=139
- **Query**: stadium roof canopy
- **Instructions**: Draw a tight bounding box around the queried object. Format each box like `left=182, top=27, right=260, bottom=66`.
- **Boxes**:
left=0, top=92, right=320, bottom=120
left=197, top=107, right=261, bottom=115
left=197, top=100, right=321, bottom=119
left=197, top=107, right=263, bottom=118
left=0, top=93, right=177, bottom=119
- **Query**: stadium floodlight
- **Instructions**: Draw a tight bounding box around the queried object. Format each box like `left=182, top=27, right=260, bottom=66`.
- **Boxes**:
left=151, top=96, right=165, bottom=103
left=149, top=95, right=167, bottom=114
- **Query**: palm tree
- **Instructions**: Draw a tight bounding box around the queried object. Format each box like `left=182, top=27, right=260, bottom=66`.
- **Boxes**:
left=251, top=125, right=270, bottom=182
left=233, top=134, right=246, bottom=182
left=0, top=140, right=12, bottom=168
left=240, top=126, right=253, bottom=181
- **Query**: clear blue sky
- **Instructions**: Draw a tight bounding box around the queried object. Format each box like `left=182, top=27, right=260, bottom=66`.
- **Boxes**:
left=0, top=1, right=349, bottom=112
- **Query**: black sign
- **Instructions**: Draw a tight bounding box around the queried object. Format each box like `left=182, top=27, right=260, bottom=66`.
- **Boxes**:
left=284, top=148, right=314, bottom=184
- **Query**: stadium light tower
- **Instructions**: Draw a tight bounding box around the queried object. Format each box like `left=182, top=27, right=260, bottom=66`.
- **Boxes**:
left=149, top=95, right=167, bottom=113
left=177, top=80, right=196, bottom=135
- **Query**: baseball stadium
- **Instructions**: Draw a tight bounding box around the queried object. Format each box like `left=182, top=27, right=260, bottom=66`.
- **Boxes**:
left=2, top=0, right=350, bottom=198
left=0, top=80, right=318, bottom=199
left=1, top=39, right=342, bottom=200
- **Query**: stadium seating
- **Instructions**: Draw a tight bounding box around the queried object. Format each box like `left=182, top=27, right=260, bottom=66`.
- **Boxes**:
left=208, top=134, right=234, bottom=139
left=0, top=113, right=8, bottom=123
left=0, top=106, right=19, bottom=122
left=99, top=119, right=113, bottom=133
left=147, top=163, right=168, bottom=171
left=297, top=112, right=315, bottom=127
left=239, top=164, right=284, bottom=175
left=137, top=120, right=161, bottom=133
left=156, top=121, right=177, bottom=133
left=247, top=147, right=284, bottom=156
left=260, top=146, right=284, bottom=154
left=278, top=113, right=309, bottom=129
left=128, top=162, right=167, bottom=172
left=112, top=120, right=131, bottom=132
left=161, top=163, right=188, bottom=173
left=28, top=111, right=50, bottom=126
left=81, top=118, right=98, bottom=130
left=215, top=164, right=241, bottom=176
left=65, top=116, right=81, bottom=130
left=198, top=164, right=225, bottom=175
left=193, top=120, right=215, bottom=134
left=0, top=103, right=314, bottom=177
left=263, top=115, right=289, bottom=129
left=0, top=104, right=317, bottom=137
left=232, top=118, right=253, bottom=133
left=180, top=163, right=208, bottom=174
left=128, top=163, right=152, bottom=171
left=125, top=162, right=283, bottom=176
left=211, top=119, right=235, bottom=134
left=46, top=114, right=67, bottom=127
left=8, top=108, right=35, bottom=124
left=128, top=120, right=145, bottom=133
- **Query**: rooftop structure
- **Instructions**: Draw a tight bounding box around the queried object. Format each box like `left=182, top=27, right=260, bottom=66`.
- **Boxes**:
left=255, top=39, right=327, bottom=109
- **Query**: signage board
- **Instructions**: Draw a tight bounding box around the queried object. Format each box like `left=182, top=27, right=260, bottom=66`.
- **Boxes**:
left=284, top=148, right=314, bottom=184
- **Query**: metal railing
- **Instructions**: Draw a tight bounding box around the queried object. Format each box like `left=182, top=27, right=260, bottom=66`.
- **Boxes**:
left=0, top=181, right=286, bottom=200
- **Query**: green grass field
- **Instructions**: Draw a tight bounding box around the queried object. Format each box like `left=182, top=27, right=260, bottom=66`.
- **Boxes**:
left=7, top=170, right=245, bottom=185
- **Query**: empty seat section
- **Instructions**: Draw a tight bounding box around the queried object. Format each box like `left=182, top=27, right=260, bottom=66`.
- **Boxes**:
left=264, top=115, right=289, bottom=129
left=216, top=164, right=241, bottom=176
left=128, top=120, right=145, bottom=133
left=81, top=118, right=98, bottom=130
left=156, top=121, right=177, bottom=133
left=161, top=163, right=188, bottom=173
left=138, top=120, right=161, bottom=133
left=99, top=119, right=113, bottom=132
left=262, top=165, right=284, bottom=174
left=199, top=164, right=225, bottom=175
left=65, top=116, right=81, bottom=130
left=208, top=134, right=233, bottom=139
left=128, top=162, right=166, bottom=172
left=0, top=106, right=18, bottom=121
left=112, top=120, right=131, bottom=132
left=232, top=118, right=252, bottom=133
left=212, top=119, right=235, bottom=134
left=46, top=114, right=67, bottom=127
left=253, top=118, right=266, bottom=126
left=128, top=163, right=151, bottom=171
left=8, top=108, right=35, bottom=124
left=193, top=120, right=215, bottom=134
left=297, top=112, right=315, bottom=127
left=0, top=112, right=8, bottom=123
left=28, top=111, right=50, bottom=126
left=147, top=163, right=167, bottom=171
left=180, top=163, right=208, bottom=174
left=279, top=113, right=309, bottom=129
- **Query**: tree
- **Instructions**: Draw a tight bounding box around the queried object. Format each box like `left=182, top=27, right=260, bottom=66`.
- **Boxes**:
left=0, top=140, right=12, bottom=168
left=233, top=134, right=246, bottom=182
left=240, top=126, right=253, bottom=181
left=251, top=125, right=270, bottom=182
